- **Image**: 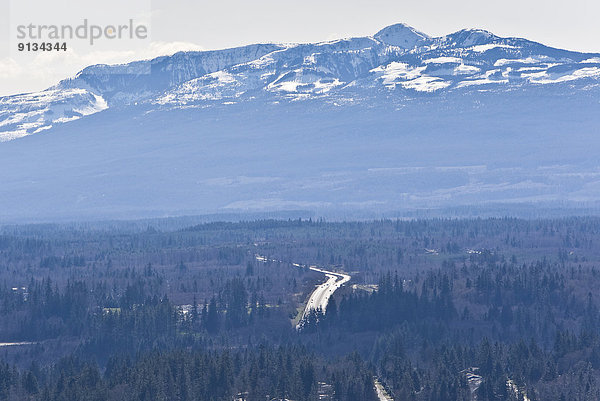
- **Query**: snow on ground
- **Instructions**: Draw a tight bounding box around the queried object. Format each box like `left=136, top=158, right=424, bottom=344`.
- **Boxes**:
left=468, top=43, right=516, bottom=52
left=581, top=57, right=600, bottom=64
left=371, top=62, right=428, bottom=89
left=423, top=56, right=463, bottom=64
left=400, top=76, right=451, bottom=92
left=525, top=67, right=600, bottom=84
left=454, top=64, right=481, bottom=74
left=494, top=56, right=556, bottom=67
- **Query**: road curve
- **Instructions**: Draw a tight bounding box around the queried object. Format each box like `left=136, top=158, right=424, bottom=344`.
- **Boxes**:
left=374, top=378, right=394, bottom=401
left=254, top=254, right=351, bottom=330
left=296, top=266, right=350, bottom=329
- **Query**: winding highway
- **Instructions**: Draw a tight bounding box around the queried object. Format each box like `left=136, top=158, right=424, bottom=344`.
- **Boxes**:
left=374, top=378, right=394, bottom=401
left=254, top=255, right=351, bottom=329
left=296, top=266, right=350, bottom=329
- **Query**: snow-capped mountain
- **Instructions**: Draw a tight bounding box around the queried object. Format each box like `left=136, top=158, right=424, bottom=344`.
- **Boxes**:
left=0, top=23, right=599, bottom=221
left=156, top=24, right=600, bottom=105
left=2, top=23, right=598, bottom=141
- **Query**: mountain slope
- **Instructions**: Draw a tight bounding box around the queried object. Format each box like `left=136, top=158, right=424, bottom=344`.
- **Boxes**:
left=2, top=23, right=599, bottom=141
left=0, top=23, right=599, bottom=221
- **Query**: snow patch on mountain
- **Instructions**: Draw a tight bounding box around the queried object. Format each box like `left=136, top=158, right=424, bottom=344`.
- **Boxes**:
left=424, top=57, right=463, bottom=64
left=525, top=67, right=600, bottom=84
left=454, top=64, right=481, bottom=74
left=494, top=56, right=556, bottom=67
left=0, top=89, right=107, bottom=142
left=468, top=43, right=517, bottom=52
left=371, top=62, right=426, bottom=89
left=401, top=76, right=451, bottom=92
left=456, top=77, right=508, bottom=88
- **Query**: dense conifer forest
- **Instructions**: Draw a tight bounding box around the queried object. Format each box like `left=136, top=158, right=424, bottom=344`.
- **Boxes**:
left=2, top=217, right=600, bottom=400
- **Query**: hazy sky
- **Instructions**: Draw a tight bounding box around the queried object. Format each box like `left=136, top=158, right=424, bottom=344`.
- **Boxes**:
left=1, top=0, right=599, bottom=96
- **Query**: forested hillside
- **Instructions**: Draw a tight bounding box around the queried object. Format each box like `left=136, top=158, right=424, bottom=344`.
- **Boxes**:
left=1, top=217, right=600, bottom=399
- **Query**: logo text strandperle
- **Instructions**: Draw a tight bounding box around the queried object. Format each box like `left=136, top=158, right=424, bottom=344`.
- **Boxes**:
left=16, top=19, right=148, bottom=45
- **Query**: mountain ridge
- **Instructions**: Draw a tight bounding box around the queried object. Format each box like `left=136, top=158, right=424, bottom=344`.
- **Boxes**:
left=2, top=22, right=599, bottom=142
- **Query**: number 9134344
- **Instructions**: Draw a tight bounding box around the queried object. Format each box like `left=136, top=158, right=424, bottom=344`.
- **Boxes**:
left=17, top=42, right=67, bottom=51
